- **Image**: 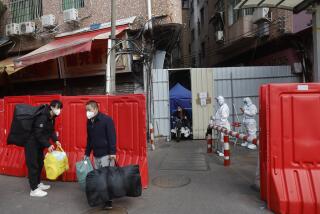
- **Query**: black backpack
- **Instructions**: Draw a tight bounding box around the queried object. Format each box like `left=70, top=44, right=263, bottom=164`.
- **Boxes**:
left=7, top=104, right=46, bottom=147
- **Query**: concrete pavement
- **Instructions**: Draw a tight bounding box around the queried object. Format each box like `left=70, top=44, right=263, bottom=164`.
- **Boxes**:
left=0, top=140, right=272, bottom=214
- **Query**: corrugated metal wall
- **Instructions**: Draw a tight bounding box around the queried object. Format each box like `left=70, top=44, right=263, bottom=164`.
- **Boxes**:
left=152, top=69, right=170, bottom=138
left=213, top=66, right=301, bottom=127
left=152, top=66, right=301, bottom=141
left=191, top=68, right=214, bottom=139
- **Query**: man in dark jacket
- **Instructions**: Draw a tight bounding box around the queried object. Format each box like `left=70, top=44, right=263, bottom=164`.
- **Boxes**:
left=25, top=100, right=63, bottom=197
left=84, top=100, right=116, bottom=210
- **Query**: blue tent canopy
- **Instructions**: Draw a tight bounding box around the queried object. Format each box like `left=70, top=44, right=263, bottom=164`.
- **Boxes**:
left=170, top=83, right=192, bottom=118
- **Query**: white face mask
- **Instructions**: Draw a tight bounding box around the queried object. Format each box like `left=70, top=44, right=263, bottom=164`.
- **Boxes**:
left=52, top=108, right=61, bottom=116
left=86, top=111, right=95, bottom=119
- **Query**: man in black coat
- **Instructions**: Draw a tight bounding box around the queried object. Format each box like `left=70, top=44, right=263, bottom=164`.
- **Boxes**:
left=84, top=100, right=117, bottom=210
left=25, top=100, right=63, bottom=197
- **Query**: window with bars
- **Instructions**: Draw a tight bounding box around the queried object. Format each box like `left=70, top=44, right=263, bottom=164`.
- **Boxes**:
left=62, top=0, right=84, bottom=10
left=9, top=0, right=42, bottom=23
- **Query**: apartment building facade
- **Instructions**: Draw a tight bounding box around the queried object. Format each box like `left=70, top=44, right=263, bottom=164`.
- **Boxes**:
left=0, top=0, right=183, bottom=95
left=183, top=0, right=312, bottom=80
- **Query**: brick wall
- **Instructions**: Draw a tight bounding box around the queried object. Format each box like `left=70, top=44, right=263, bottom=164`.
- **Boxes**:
left=0, top=0, right=182, bottom=53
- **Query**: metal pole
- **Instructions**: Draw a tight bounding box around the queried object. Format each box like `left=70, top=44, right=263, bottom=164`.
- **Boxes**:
left=106, top=0, right=116, bottom=94
left=313, top=2, right=320, bottom=82
left=144, top=0, right=153, bottom=94
left=145, top=0, right=153, bottom=144
left=224, top=135, right=230, bottom=166
left=106, top=39, right=112, bottom=94
left=147, top=0, right=153, bottom=30
left=230, top=73, right=235, bottom=125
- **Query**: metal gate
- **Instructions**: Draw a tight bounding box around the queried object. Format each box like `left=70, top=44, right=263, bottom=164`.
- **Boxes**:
left=152, top=69, right=170, bottom=139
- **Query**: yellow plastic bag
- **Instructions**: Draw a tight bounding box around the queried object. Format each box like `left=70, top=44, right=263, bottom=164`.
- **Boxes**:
left=44, top=146, right=69, bottom=180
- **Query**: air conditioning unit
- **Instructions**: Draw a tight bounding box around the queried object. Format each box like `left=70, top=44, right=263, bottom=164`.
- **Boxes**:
left=253, top=8, right=270, bottom=24
left=19, top=22, right=35, bottom=34
left=6, top=23, right=20, bottom=36
left=63, top=8, right=78, bottom=22
left=41, top=14, right=56, bottom=28
left=215, top=30, right=224, bottom=42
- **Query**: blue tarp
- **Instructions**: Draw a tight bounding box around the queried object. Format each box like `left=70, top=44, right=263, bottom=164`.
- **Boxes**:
left=170, top=83, right=192, bottom=118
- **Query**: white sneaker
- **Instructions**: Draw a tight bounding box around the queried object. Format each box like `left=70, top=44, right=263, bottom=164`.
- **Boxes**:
left=218, top=152, right=224, bottom=157
left=30, top=188, right=47, bottom=197
left=241, top=142, right=248, bottom=147
left=38, top=183, right=51, bottom=190
left=247, top=144, right=257, bottom=150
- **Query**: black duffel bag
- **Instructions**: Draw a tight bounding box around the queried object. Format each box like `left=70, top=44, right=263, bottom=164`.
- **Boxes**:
left=106, top=165, right=126, bottom=198
left=85, top=162, right=142, bottom=206
left=85, top=168, right=110, bottom=207
left=122, top=165, right=142, bottom=197
left=105, top=163, right=142, bottom=198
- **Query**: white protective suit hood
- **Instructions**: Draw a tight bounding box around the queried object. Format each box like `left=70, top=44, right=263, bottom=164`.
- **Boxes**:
left=216, top=96, right=225, bottom=106
left=243, top=97, right=252, bottom=106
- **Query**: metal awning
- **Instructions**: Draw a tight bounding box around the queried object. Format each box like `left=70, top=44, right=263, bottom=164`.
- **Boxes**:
left=234, top=0, right=309, bottom=11
left=14, top=26, right=128, bottom=68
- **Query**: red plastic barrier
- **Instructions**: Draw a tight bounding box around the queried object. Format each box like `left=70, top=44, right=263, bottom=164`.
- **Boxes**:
left=60, top=96, right=117, bottom=182
left=0, top=99, right=5, bottom=173
left=60, top=95, right=148, bottom=188
left=260, top=83, right=320, bottom=214
left=0, top=96, right=30, bottom=177
left=0, top=95, right=61, bottom=177
left=259, top=85, right=268, bottom=202
left=0, top=99, right=4, bottom=146
left=107, top=95, right=148, bottom=188
left=0, top=94, right=148, bottom=188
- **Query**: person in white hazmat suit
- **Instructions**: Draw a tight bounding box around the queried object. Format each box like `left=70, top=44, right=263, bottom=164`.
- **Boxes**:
left=240, top=97, right=257, bottom=150
left=213, top=96, right=230, bottom=157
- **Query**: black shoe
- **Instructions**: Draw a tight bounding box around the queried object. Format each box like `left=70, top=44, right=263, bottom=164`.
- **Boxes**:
left=103, top=201, right=113, bottom=210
